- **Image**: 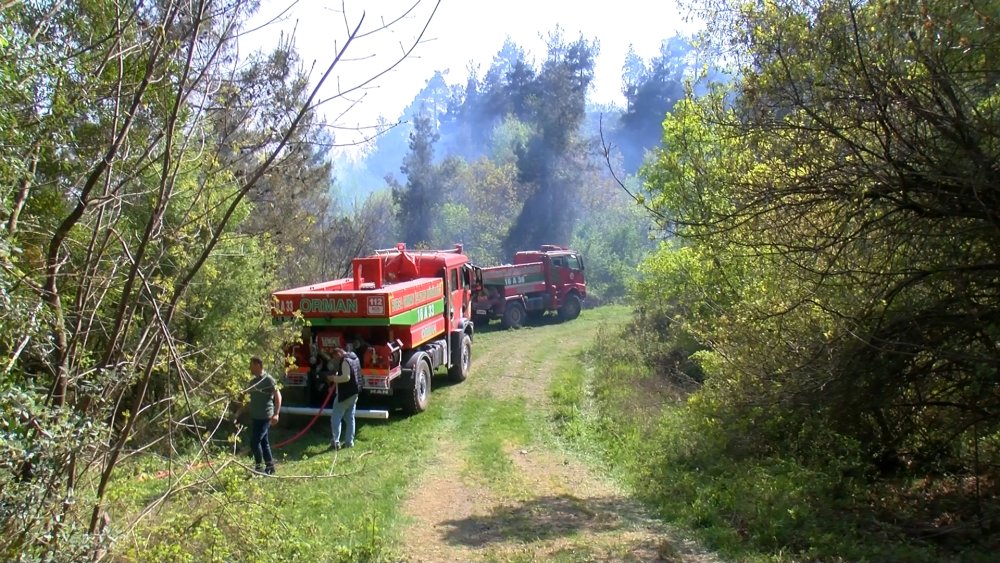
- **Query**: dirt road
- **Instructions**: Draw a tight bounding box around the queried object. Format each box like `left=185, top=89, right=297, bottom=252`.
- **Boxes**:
left=397, top=308, right=719, bottom=562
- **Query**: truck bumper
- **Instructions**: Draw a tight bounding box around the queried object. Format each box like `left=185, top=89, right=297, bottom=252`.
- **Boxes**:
left=281, top=406, right=390, bottom=420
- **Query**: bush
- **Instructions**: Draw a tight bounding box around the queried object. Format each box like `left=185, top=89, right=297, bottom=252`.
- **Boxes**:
left=573, top=318, right=991, bottom=562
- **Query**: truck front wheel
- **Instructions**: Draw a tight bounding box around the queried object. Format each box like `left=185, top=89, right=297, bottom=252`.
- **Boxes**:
left=448, top=333, right=472, bottom=383
left=501, top=302, right=525, bottom=329
left=558, top=293, right=581, bottom=321
left=402, top=358, right=431, bottom=414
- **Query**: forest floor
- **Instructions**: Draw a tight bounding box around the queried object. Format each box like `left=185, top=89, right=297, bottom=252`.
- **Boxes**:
left=395, top=307, right=720, bottom=562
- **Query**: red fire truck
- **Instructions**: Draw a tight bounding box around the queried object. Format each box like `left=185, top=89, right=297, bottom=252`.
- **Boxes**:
left=473, top=245, right=586, bottom=329
left=271, top=244, right=477, bottom=418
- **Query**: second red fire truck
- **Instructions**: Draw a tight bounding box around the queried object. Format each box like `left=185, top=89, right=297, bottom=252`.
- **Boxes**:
left=472, top=245, right=587, bottom=329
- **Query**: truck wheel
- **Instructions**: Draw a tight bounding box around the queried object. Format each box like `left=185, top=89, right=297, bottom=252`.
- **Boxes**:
left=501, top=302, right=525, bottom=329
left=448, top=333, right=472, bottom=383
left=403, top=359, right=431, bottom=414
left=558, top=294, right=581, bottom=321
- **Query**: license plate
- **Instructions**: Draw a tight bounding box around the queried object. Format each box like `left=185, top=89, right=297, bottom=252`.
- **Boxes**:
left=476, top=309, right=487, bottom=315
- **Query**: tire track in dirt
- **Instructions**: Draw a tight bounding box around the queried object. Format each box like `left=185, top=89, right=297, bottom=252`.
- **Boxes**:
left=398, top=322, right=552, bottom=562
left=399, top=311, right=720, bottom=562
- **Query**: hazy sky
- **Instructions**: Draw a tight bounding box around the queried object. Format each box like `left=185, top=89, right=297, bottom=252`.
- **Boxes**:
left=243, top=0, right=700, bottom=149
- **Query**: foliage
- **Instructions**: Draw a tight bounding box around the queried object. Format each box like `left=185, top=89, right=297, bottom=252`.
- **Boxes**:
left=614, top=36, right=698, bottom=172
left=502, top=31, right=599, bottom=255
left=437, top=156, right=522, bottom=265
left=572, top=179, right=656, bottom=303
left=0, top=0, right=441, bottom=558
left=231, top=41, right=341, bottom=288
left=630, top=0, right=1000, bottom=553
left=0, top=380, right=111, bottom=561
left=393, top=112, right=441, bottom=246
left=549, top=320, right=989, bottom=562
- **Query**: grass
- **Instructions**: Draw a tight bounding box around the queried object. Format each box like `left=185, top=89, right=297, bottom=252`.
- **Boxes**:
left=110, top=393, right=447, bottom=561
left=105, top=300, right=997, bottom=562
left=106, top=304, right=633, bottom=561
left=452, top=305, right=633, bottom=496
left=455, top=393, right=533, bottom=495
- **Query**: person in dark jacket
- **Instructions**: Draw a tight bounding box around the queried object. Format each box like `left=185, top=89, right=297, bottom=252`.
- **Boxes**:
left=309, top=352, right=336, bottom=407
left=326, top=347, right=361, bottom=449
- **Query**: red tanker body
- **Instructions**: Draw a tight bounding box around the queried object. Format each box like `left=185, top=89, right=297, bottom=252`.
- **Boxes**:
left=473, top=245, right=586, bottom=329
left=272, top=244, right=477, bottom=418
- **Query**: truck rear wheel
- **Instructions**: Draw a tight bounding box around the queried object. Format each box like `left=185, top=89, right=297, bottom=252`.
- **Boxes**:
left=501, top=301, right=525, bottom=329
left=448, top=333, right=472, bottom=383
left=402, top=357, right=431, bottom=414
left=558, top=293, right=581, bottom=321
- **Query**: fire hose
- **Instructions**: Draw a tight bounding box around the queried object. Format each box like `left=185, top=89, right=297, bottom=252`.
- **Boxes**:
left=146, top=385, right=338, bottom=480
left=272, top=383, right=337, bottom=449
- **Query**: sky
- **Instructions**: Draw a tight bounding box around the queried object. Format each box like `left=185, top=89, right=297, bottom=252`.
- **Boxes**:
left=243, top=0, right=701, bottom=151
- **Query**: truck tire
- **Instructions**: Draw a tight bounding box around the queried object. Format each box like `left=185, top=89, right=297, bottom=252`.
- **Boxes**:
left=501, top=301, right=525, bottom=329
left=448, top=333, right=472, bottom=383
left=558, top=293, right=581, bottom=321
left=402, top=357, right=431, bottom=414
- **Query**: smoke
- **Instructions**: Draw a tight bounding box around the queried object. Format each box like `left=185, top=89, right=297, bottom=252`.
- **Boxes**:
left=331, top=31, right=722, bottom=258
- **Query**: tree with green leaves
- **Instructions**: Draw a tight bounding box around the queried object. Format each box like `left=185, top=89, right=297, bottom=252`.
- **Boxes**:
left=393, top=112, right=441, bottom=247
left=616, top=36, right=695, bottom=172
left=638, top=0, right=1000, bottom=545
left=0, top=0, right=441, bottom=558
left=502, top=32, right=598, bottom=256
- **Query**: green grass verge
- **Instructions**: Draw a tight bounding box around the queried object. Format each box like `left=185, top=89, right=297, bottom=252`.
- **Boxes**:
left=549, top=314, right=995, bottom=563
left=105, top=304, right=634, bottom=561
left=455, top=393, right=533, bottom=495
left=110, top=398, right=446, bottom=562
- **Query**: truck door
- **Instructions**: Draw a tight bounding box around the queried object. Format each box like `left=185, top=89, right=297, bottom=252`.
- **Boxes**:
left=460, top=263, right=476, bottom=320
left=550, top=254, right=584, bottom=300
left=448, top=266, right=464, bottom=331
left=550, top=255, right=570, bottom=291
left=567, top=254, right=584, bottom=288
